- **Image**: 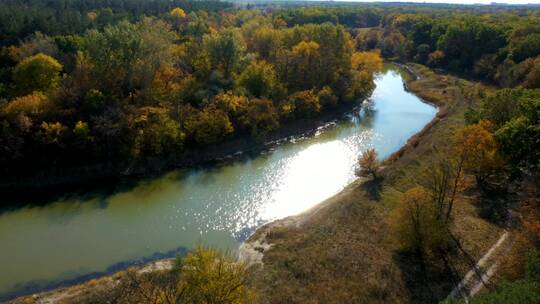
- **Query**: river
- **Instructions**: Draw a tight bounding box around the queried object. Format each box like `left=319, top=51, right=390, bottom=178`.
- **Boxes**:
left=0, top=65, right=436, bottom=300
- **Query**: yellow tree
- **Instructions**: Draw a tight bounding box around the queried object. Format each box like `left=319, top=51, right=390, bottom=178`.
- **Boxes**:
left=4, top=92, right=51, bottom=118
left=349, top=51, right=382, bottom=99
left=170, top=7, right=187, bottom=30
left=454, top=120, right=504, bottom=185
left=523, top=56, right=540, bottom=89
left=87, top=11, right=98, bottom=22
left=213, top=91, right=249, bottom=117
left=176, top=247, right=256, bottom=303
left=392, top=186, right=450, bottom=257
left=150, top=66, right=184, bottom=104
left=105, top=247, right=256, bottom=304
left=351, top=51, right=383, bottom=75
left=40, top=121, right=68, bottom=145
left=170, top=7, right=186, bottom=19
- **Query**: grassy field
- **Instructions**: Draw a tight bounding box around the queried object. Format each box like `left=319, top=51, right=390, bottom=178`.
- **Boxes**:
left=247, top=64, right=505, bottom=304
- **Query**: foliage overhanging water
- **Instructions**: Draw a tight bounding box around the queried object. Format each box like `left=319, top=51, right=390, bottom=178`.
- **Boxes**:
left=0, top=66, right=436, bottom=299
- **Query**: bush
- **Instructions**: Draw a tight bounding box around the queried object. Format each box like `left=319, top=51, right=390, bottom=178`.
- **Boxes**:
left=99, top=246, right=256, bottom=304
left=283, top=90, right=321, bottom=119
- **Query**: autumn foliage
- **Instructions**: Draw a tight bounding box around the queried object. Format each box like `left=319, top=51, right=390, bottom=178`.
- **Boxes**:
left=0, top=9, right=387, bottom=177
left=454, top=120, right=505, bottom=185
left=392, top=186, right=449, bottom=255
left=355, top=148, right=381, bottom=180
left=94, top=247, right=255, bottom=304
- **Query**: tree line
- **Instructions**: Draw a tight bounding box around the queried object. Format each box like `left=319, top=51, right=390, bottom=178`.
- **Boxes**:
left=0, top=0, right=231, bottom=45
left=356, top=9, right=540, bottom=88
left=0, top=4, right=384, bottom=178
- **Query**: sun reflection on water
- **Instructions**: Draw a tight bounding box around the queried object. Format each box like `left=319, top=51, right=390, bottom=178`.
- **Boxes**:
left=261, top=140, right=355, bottom=220
left=0, top=67, right=437, bottom=299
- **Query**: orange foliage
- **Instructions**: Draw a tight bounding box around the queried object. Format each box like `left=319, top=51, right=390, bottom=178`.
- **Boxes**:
left=356, top=148, right=380, bottom=179
left=351, top=51, right=383, bottom=74
left=454, top=120, right=504, bottom=183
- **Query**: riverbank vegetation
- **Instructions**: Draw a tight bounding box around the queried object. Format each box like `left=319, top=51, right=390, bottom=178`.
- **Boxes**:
left=2, top=1, right=540, bottom=303
left=2, top=1, right=539, bottom=191
left=13, top=247, right=256, bottom=304
left=0, top=0, right=384, bottom=187
left=247, top=61, right=539, bottom=303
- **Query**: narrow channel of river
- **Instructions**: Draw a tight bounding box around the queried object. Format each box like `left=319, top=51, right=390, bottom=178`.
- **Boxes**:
left=0, top=66, right=436, bottom=300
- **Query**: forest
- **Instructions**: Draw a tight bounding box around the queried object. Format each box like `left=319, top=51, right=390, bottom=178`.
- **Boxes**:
left=1, top=1, right=540, bottom=303
left=1, top=1, right=539, bottom=182
left=0, top=0, right=385, bottom=182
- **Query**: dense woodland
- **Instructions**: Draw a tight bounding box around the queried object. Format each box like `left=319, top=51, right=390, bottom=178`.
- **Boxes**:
left=0, top=0, right=385, bottom=180
left=1, top=1, right=539, bottom=180
left=1, top=1, right=540, bottom=303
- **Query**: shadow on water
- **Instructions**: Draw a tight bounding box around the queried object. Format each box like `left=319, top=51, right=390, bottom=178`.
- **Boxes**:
left=0, top=153, right=253, bottom=215
left=0, top=103, right=361, bottom=215
left=0, top=246, right=189, bottom=302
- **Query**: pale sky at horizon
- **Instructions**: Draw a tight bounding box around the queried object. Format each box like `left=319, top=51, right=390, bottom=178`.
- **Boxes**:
left=340, top=0, right=540, bottom=4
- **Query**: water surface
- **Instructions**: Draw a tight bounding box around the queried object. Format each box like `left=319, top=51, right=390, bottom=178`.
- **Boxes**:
left=0, top=66, right=436, bottom=299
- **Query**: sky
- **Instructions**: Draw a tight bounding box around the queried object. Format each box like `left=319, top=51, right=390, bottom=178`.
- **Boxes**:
left=345, top=0, right=540, bottom=4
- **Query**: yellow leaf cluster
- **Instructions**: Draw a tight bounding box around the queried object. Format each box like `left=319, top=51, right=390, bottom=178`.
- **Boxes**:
left=170, top=7, right=186, bottom=20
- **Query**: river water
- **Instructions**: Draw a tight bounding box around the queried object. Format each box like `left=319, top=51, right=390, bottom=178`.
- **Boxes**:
left=0, top=66, right=436, bottom=300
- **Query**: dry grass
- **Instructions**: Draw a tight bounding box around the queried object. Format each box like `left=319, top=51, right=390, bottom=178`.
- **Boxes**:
left=249, top=64, right=504, bottom=304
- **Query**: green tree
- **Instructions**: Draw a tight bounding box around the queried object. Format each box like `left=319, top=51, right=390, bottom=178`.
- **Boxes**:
left=13, top=53, right=62, bottom=95
left=238, top=98, right=279, bottom=138
left=495, top=95, right=540, bottom=171
left=186, top=106, right=234, bottom=145
left=251, top=27, right=282, bottom=60
left=283, top=90, right=321, bottom=119
left=73, top=120, right=92, bottom=146
left=510, top=34, right=540, bottom=63
left=82, top=18, right=175, bottom=96
left=127, top=107, right=184, bottom=159
left=237, top=60, right=281, bottom=98
left=203, top=29, right=246, bottom=77
left=317, top=86, right=338, bottom=109
left=290, top=41, right=321, bottom=90
left=481, top=89, right=522, bottom=128
left=177, top=247, right=255, bottom=303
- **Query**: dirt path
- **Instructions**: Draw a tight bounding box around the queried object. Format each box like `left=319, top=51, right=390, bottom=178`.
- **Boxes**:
left=447, top=231, right=512, bottom=302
